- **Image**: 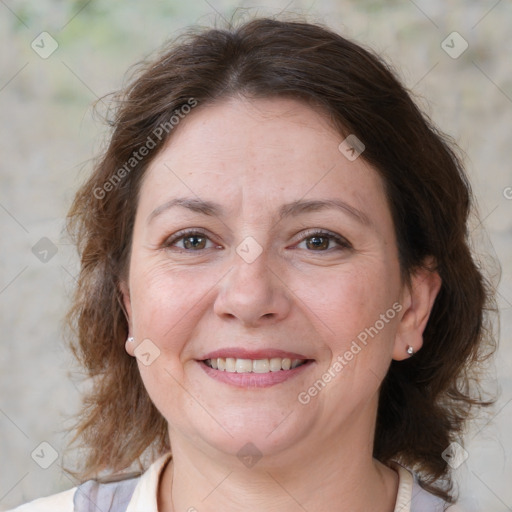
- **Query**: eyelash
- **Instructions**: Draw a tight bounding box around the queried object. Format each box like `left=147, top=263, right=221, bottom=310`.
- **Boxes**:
left=163, top=228, right=352, bottom=253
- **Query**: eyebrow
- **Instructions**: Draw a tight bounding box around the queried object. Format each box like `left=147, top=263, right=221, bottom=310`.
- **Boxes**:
left=147, top=197, right=372, bottom=227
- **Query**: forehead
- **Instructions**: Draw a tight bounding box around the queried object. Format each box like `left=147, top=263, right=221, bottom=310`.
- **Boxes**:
left=138, top=96, right=389, bottom=225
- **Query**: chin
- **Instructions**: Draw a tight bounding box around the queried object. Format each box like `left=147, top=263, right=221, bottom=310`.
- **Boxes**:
left=172, top=406, right=317, bottom=467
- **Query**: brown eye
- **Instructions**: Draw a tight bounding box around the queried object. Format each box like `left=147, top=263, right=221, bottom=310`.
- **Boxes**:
left=298, top=230, right=351, bottom=252
left=164, top=230, right=216, bottom=251
left=305, top=235, right=331, bottom=251
left=182, top=234, right=208, bottom=250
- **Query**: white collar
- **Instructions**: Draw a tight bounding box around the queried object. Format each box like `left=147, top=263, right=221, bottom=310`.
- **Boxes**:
left=126, top=452, right=172, bottom=512
left=125, top=453, right=425, bottom=512
left=391, top=461, right=414, bottom=512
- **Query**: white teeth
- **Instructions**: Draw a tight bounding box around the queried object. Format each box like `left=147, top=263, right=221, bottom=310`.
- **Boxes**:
left=225, top=357, right=236, bottom=373
left=236, top=359, right=253, bottom=373
left=252, top=359, right=270, bottom=373
left=269, top=357, right=282, bottom=372
left=205, top=357, right=307, bottom=373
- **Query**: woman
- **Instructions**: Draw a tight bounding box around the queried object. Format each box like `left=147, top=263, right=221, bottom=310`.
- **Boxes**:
left=12, top=16, right=496, bottom=512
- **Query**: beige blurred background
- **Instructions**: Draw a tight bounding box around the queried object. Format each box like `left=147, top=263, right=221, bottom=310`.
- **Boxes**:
left=1, top=0, right=511, bottom=510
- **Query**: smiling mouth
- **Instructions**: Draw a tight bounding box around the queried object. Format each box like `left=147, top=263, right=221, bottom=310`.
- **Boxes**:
left=203, top=357, right=309, bottom=373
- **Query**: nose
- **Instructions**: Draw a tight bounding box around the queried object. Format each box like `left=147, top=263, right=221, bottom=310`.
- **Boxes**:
left=213, top=248, right=292, bottom=327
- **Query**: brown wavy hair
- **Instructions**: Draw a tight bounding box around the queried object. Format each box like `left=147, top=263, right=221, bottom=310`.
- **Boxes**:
left=65, top=15, right=498, bottom=502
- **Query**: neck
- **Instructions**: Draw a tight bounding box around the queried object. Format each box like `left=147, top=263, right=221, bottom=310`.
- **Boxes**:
left=158, top=403, right=399, bottom=511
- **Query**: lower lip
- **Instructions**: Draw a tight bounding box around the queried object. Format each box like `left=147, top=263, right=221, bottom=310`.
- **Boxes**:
left=198, top=360, right=313, bottom=388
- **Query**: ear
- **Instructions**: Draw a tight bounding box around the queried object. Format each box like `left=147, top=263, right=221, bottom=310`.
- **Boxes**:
left=119, top=280, right=135, bottom=357
left=393, top=258, right=442, bottom=361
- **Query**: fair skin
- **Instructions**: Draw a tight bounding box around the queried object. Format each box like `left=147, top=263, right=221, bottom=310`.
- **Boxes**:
left=121, top=96, right=441, bottom=512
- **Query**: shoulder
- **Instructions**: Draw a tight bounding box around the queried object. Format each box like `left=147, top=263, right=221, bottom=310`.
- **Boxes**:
left=73, top=475, right=140, bottom=512
left=391, top=461, right=453, bottom=512
left=410, top=479, right=451, bottom=512
left=8, top=452, right=171, bottom=512
left=7, top=488, right=76, bottom=512
left=8, top=476, right=141, bottom=512
left=409, top=474, right=468, bottom=512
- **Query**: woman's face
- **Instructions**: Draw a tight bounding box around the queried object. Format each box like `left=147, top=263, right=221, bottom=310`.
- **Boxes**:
left=122, top=96, right=422, bottom=465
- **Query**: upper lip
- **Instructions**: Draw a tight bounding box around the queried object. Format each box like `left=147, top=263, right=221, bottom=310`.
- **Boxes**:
left=200, top=348, right=312, bottom=360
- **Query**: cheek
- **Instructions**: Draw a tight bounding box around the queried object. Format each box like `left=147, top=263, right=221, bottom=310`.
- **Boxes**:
left=129, top=263, right=199, bottom=348
left=294, top=262, right=399, bottom=345
left=128, top=265, right=196, bottom=414
left=294, top=264, right=400, bottom=413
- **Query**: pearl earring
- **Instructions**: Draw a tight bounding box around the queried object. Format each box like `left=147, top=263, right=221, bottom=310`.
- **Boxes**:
left=406, top=345, right=414, bottom=356
left=127, top=336, right=134, bottom=343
